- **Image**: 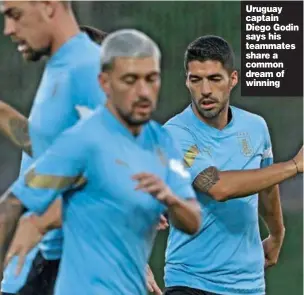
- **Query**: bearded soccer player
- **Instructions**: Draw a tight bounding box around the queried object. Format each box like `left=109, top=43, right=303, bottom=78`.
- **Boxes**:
left=0, top=1, right=106, bottom=294
left=0, top=29, right=201, bottom=295
left=163, top=35, right=303, bottom=295
left=0, top=24, right=106, bottom=295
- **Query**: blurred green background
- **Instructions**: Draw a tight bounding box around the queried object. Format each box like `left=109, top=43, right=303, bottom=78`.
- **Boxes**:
left=0, top=1, right=302, bottom=294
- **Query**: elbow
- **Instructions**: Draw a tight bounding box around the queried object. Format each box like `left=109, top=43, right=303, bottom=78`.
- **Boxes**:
left=186, top=218, right=200, bottom=235
left=183, top=203, right=201, bottom=235
left=209, top=187, right=231, bottom=202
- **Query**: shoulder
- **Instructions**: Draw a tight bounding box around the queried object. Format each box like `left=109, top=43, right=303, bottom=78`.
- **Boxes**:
left=148, top=120, right=188, bottom=140
left=67, top=45, right=104, bottom=105
left=232, top=106, right=268, bottom=130
left=143, top=121, right=173, bottom=149
left=146, top=121, right=188, bottom=159
left=164, top=106, right=191, bottom=129
left=69, top=58, right=100, bottom=81
left=164, top=106, right=197, bottom=138
left=65, top=40, right=101, bottom=80
left=63, top=107, right=102, bottom=140
left=70, top=35, right=101, bottom=64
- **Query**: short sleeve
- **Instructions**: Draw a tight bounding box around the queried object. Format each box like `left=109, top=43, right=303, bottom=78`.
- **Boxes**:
left=11, top=127, right=87, bottom=215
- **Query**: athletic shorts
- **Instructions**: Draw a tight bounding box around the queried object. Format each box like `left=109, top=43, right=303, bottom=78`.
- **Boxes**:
left=163, top=286, right=221, bottom=295
left=3, top=251, right=60, bottom=295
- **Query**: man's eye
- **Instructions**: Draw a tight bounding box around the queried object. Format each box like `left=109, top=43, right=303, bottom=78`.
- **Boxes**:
left=210, top=77, right=222, bottom=82
left=190, top=78, right=200, bottom=83
left=123, top=78, right=136, bottom=85
left=189, top=77, right=202, bottom=83
left=146, top=76, right=159, bottom=83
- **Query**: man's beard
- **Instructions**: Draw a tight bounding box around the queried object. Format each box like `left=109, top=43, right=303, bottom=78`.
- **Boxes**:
left=194, top=97, right=228, bottom=119
left=117, top=98, right=154, bottom=127
left=24, top=46, right=51, bottom=62
left=197, top=104, right=225, bottom=119
left=117, top=108, right=152, bottom=127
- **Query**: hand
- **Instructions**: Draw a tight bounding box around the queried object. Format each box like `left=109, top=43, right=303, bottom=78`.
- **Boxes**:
left=133, top=173, right=177, bottom=207
left=263, top=233, right=285, bottom=269
left=146, top=265, right=162, bottom=295
left=293, top=146, right=303, bottom=173
left=156, top=214, right=169, bottom=231
left=4, top=215, right=44, bottom=275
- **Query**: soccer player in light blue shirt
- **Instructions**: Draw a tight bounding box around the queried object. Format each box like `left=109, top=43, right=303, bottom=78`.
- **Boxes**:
left=0, top=29, right=201, bottom=295
left=163, top=36, right=303, bottom=295
left=0, top=1, right=106, bottom=294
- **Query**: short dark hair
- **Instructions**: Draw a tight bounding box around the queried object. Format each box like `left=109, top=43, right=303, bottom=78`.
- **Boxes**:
left=184, top=35, right=235, bottom=73
left=80, top=25, right=108, bottom=45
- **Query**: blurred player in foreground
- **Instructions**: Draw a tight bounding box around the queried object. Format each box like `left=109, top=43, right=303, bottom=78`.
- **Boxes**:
left=163, top=35, right=303, bottom=295
left=0, top=29, right=201, bottom=295
left=0, top=1, right=107, bottom=294
left=0, top=25, right=106, bottom=295
left=0, top=2, right=163, bottom=292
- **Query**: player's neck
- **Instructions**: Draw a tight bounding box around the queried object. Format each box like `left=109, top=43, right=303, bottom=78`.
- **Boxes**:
left=50, top=12, right=80, bottom=56
left=193, top=103, right=230, bottom=130
left=106, top=103, right=142, bottom=137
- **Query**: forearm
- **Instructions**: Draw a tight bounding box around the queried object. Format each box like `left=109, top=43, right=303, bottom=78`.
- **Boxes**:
left=31, top=198, right=62, bottom=234
left=195, top=161, right=297, bottom=201
left=0, top=191, right=25, bottom=277
left=0, top=101, right=32, bottom=156
left=167, top=198, right=200, bottom=235
left=259, top=185, right=285, bottom=237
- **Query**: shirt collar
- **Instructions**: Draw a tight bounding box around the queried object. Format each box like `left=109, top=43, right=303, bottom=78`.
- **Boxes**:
left=101, top=107, right=148, bottom=144
left=185, top=104, right=235, bottom=137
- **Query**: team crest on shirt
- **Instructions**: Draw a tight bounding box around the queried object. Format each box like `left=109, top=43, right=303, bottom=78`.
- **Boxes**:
left=237, top=132, right=254, bottom=157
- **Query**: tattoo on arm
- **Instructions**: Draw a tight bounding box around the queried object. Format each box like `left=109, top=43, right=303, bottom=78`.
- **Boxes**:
left=8, top=118, right=32, bottom=156
left=193, top=166, right=220, bottom=193
left=0, top=191, right=24, bottom=273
